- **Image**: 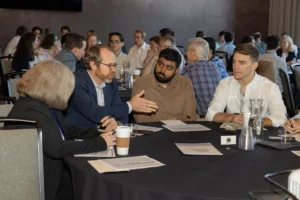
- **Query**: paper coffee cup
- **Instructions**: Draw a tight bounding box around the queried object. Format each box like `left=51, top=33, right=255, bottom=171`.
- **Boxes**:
left=116, top=126, right=131, bottom=155
left=133, top=69, right=141, bottom=81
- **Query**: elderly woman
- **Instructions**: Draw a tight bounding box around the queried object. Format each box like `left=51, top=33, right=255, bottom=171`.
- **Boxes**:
left=6, top=60, right=116, bottom=200
left=277, top=35, right=296, bottom=66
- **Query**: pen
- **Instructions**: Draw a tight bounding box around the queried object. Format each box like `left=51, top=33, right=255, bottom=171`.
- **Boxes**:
left=285, top=113, right=294, bottom=128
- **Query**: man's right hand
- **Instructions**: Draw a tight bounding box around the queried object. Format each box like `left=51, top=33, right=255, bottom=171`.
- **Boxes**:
left=232, top=113, right=244, bottom=125
left=100, top=131, right=116, bottom=148
left=129, top=90, right=158, bottom=113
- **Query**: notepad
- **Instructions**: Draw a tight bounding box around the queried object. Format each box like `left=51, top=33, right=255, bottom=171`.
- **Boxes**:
left=163, top=124, right=211, bottom=132
left=175, top=143, right=223, bottom=155
left=88, top=155, right=165, bottom=173
left=74, top=148, right=116, bottom=158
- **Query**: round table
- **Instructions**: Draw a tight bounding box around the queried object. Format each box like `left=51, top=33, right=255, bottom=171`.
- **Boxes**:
left=64, top=122, right=300, bottom=200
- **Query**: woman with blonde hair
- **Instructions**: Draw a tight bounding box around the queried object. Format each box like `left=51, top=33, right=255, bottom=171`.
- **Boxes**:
left=277, top=35, right=296, bottom=65
left=85, top=32, right=98, bottom=57
left=5, top=60, right=116, bottom=200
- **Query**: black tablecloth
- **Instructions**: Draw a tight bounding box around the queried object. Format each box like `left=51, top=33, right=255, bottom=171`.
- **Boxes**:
left=64, top=122, right=300, bottom=200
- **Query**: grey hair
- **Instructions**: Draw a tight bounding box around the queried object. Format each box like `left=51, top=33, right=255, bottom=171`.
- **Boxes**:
left=187, top=37, right=209, bottom=60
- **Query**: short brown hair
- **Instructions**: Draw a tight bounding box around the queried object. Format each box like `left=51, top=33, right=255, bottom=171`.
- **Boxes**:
left=233, top=43, right=259, bottom=63
left=17, top=60, right=75, bottom=110
left=149, top=36, right=160, bottom=45
left=84, top=44, right=113, bottom=70
left=135, top=30, right=146, bottom=38
left=64, top=33, right=85, bottom=50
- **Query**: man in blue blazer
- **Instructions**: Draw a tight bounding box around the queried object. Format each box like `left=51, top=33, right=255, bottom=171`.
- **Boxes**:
left=64, top=45, right=158, bottom=128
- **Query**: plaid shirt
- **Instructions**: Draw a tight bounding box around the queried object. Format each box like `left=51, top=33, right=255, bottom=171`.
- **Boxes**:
left=181, top=60, right=221, bottom=115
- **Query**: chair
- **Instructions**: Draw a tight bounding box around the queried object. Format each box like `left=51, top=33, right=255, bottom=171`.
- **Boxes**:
left=279, top=68, right=296, bottom=117
left=215, top=51, right=229, bottom=69
left=0, top=55, right=13, bottom=96
left=4, top=71, right=24, bottom=99
left=291, top=63, right=300, bottom=92
left=0, top=104, right=13, bottom=117
left=0, top=118, right=44, bottom=200
left=256, top=60, right=276, bottom=83
left=0, top=96, right=16, bottom=104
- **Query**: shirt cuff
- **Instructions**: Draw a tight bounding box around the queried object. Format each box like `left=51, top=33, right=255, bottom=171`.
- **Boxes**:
left=126, top=102, right=133, bottom=114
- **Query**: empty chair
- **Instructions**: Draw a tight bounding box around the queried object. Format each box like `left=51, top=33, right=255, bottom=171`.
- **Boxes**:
left=256, top=60, right=276, bottom=83
left=279, top=68, right=296, bottom=117
left=0, top=118, right=44, bottom=200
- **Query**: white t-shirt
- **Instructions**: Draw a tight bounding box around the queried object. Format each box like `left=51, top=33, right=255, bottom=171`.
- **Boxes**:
left=128, top=42, right=150, bottom=69
left=115, top=52, right=136, bottom=79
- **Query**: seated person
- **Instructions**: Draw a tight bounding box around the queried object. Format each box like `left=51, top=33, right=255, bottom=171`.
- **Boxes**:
left=5, top=60, right=115, bottom=200
left=206, top=44, right=286, bottom=127
left=181, top=37, right=221, bottom=117
left=276, top=35, right=296, bottom=66
left=284, top=114, right=300, bottom=134
left=133, top=48, right=196, bottom=122
left=64, top=45, right=158, bottom=128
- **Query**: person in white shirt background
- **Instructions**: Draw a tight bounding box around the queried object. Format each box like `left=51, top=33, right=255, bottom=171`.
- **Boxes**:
left=3, top=26, right=28, bottom=56
left=128, top=30, right=150, bottom=69
left=206, top=43, right=286, bottom=127
left=109, top=32, right=135, bottom=80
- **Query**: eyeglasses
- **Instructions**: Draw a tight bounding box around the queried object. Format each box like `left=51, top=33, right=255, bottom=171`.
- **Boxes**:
left=109, top=40, right=121, bottom=45
left=100, top=62, right=118, bottom=70
left=157, top=61, right=175, bottom=71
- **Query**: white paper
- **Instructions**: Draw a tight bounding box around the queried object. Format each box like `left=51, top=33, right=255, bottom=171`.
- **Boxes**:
left=134, top=124, right=163, bottom=132
left=74, top=148, right=116, bottom=158
left=175, top=143, right=223, bottom=155
left=163, top=124, right=210, bottom=132
left=88, top=155, right=165, bottom=173
left=161, top=120, right=186, bottom=126
left=220, top=123, right=267, bottom=131
left=292, top=151, right=300, bottom=157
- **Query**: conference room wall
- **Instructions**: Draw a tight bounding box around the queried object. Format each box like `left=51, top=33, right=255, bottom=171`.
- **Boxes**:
left=0, top=0, right=269, bottom=50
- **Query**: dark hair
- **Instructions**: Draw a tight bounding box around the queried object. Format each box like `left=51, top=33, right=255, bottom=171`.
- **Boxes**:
left=109, top=32, right=124, bottom=42
left=196, top=31, right=205, bottom=38
left=16, top=26, right=28, bottom=36
left=63, top=33, right=85, bottom=50
left=159, top=28, right=175, bottom=37
left=158, top=48, right=181, bottom=68
left=15, top=32, right=36, bottom=61
left=203, top=37, right=216, bottom=54
left=252, top=33, right=261, bottom=40
left=61, top=26, right=71, bottom=32
left=233, top=43, right=259, bottom=63
left=219, top=31, right=226, bottom=37
left=32, top=26, right=42, bottom=33
left=266, top=35, right=280, bottom=50
left=241, top=35, right=254, bottom=44
left=149, top=36, right=160, bottom=45
left=225, top=32, right=234, bottom=43
left=61, top=33, right=68, bottom=46
left=40, top=34, right=58, bottom=49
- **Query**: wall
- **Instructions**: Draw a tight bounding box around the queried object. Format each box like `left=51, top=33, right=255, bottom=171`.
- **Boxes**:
left=0, top=0, right=270, bottom=50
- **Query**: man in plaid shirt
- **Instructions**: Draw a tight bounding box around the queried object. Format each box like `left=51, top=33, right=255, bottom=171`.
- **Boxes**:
left=181, top=38, right=221, bottom=116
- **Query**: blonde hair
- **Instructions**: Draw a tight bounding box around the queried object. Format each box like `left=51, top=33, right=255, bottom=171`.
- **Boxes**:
left=135, top=30, right=146, bottom=38
left=187, top=37, right=209, bottom=60
left=17, top=60, right=75, bottom=110
left=281, top=35, right=294, bottom=52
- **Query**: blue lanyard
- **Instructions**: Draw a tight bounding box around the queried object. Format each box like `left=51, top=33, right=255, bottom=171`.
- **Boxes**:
left=50, top=108, right=65, bottom=141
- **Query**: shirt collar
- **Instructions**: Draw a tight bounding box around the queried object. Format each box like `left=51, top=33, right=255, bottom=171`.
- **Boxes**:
left=87, top=70, right=106, bottom=89
left=234, top=72, right=258, bottom=90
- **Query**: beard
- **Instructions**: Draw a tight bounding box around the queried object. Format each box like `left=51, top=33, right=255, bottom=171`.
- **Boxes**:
left=154, top=70, right=176, bottom=83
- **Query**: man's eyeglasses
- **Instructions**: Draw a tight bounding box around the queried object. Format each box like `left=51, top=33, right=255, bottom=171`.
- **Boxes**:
left=100, top=62, right=118, bottom=70
left=157, top=61, right=175, bottom=71
left=109, top=40, right=121, bottom=45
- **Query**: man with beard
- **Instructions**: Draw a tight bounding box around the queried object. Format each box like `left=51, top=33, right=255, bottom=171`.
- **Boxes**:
left=64, top=45, right=158, bottom=128
left=132, top=48, right=196, bottom=122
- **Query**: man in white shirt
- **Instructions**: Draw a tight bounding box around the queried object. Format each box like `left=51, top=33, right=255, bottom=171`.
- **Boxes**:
left=4, top=26, right=27, bottom=56
left=206, top=43, right=286, bottom=127
left=109, top=32, right=135, bottom=79
left=128, top=30, right=150, bottom=69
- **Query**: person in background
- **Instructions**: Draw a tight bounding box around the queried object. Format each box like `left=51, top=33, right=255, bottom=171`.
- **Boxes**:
left=159, top=28, right=175, bottom=37
left=87, top=30, right=102, bottom=44
left=85, top=32, right=98, bottom=55
left=109, top=32, right=135, bottom=80
left=5, top=60, right=115, bottom=200
left=252, top=31, right=267, bottom=55
left=4, top=26, right=27, bottom=56
left=39, top=34, right=61, bottom=60
left=282, top=32, right=298, bottom=57
left=133, top=48, right=196, bottom=122
left=196, top=31, right=205, bottom=38
left=206, top=44, right=286, bottom=127
left=128, top=30, right=150, bottom=69
left=277, top=35, right=296, bottom=66
left=54, top=33, right=86, bottom=72
left=142, top=36, right=161, bottom=76
left=61, top=26, right=70, bottom=37
left=32, top=26, right=42, bottom=40
left=241, top=35, right=255, bottom=45
left=216, top=31, right=236, bottom=58
left=204, top=37, right=228, bottom=79
left=215, top=31, right=226, bottom=49
left=182, top=38, right=221, bottom=116
left=11, top=32, right=39, bottom=72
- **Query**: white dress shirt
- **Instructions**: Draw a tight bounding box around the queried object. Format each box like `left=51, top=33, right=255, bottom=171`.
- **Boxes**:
left=115, top=52, right=136, bottom=79
left=128, top=42, right=150, bottom=69
left=205, top=73, right=286, bottom=127
left=4, top=35, right=20, bottom=56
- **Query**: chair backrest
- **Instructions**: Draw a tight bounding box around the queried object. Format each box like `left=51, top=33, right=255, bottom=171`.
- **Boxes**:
left=0, top=56, right=14, bottom=96
left=0, top=104, right=13, bottom=117
left=4, top=72, right=23, bottom=99
left=215, top=51, right=229, bottom=70
left=0, top=118, right=44, bottom=200
left=1, top=59, right=12, bottom=74
left=257, top=60, right=276, bottom=83
left=279, top=68, right=296, bottom=117
left=176, top=45, right=185, bottom=56
left=291, top=63, right=300, bottom=92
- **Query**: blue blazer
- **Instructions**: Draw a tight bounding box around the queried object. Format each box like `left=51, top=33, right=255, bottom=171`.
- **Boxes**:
left=64, top=70, right=129, bottom=128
